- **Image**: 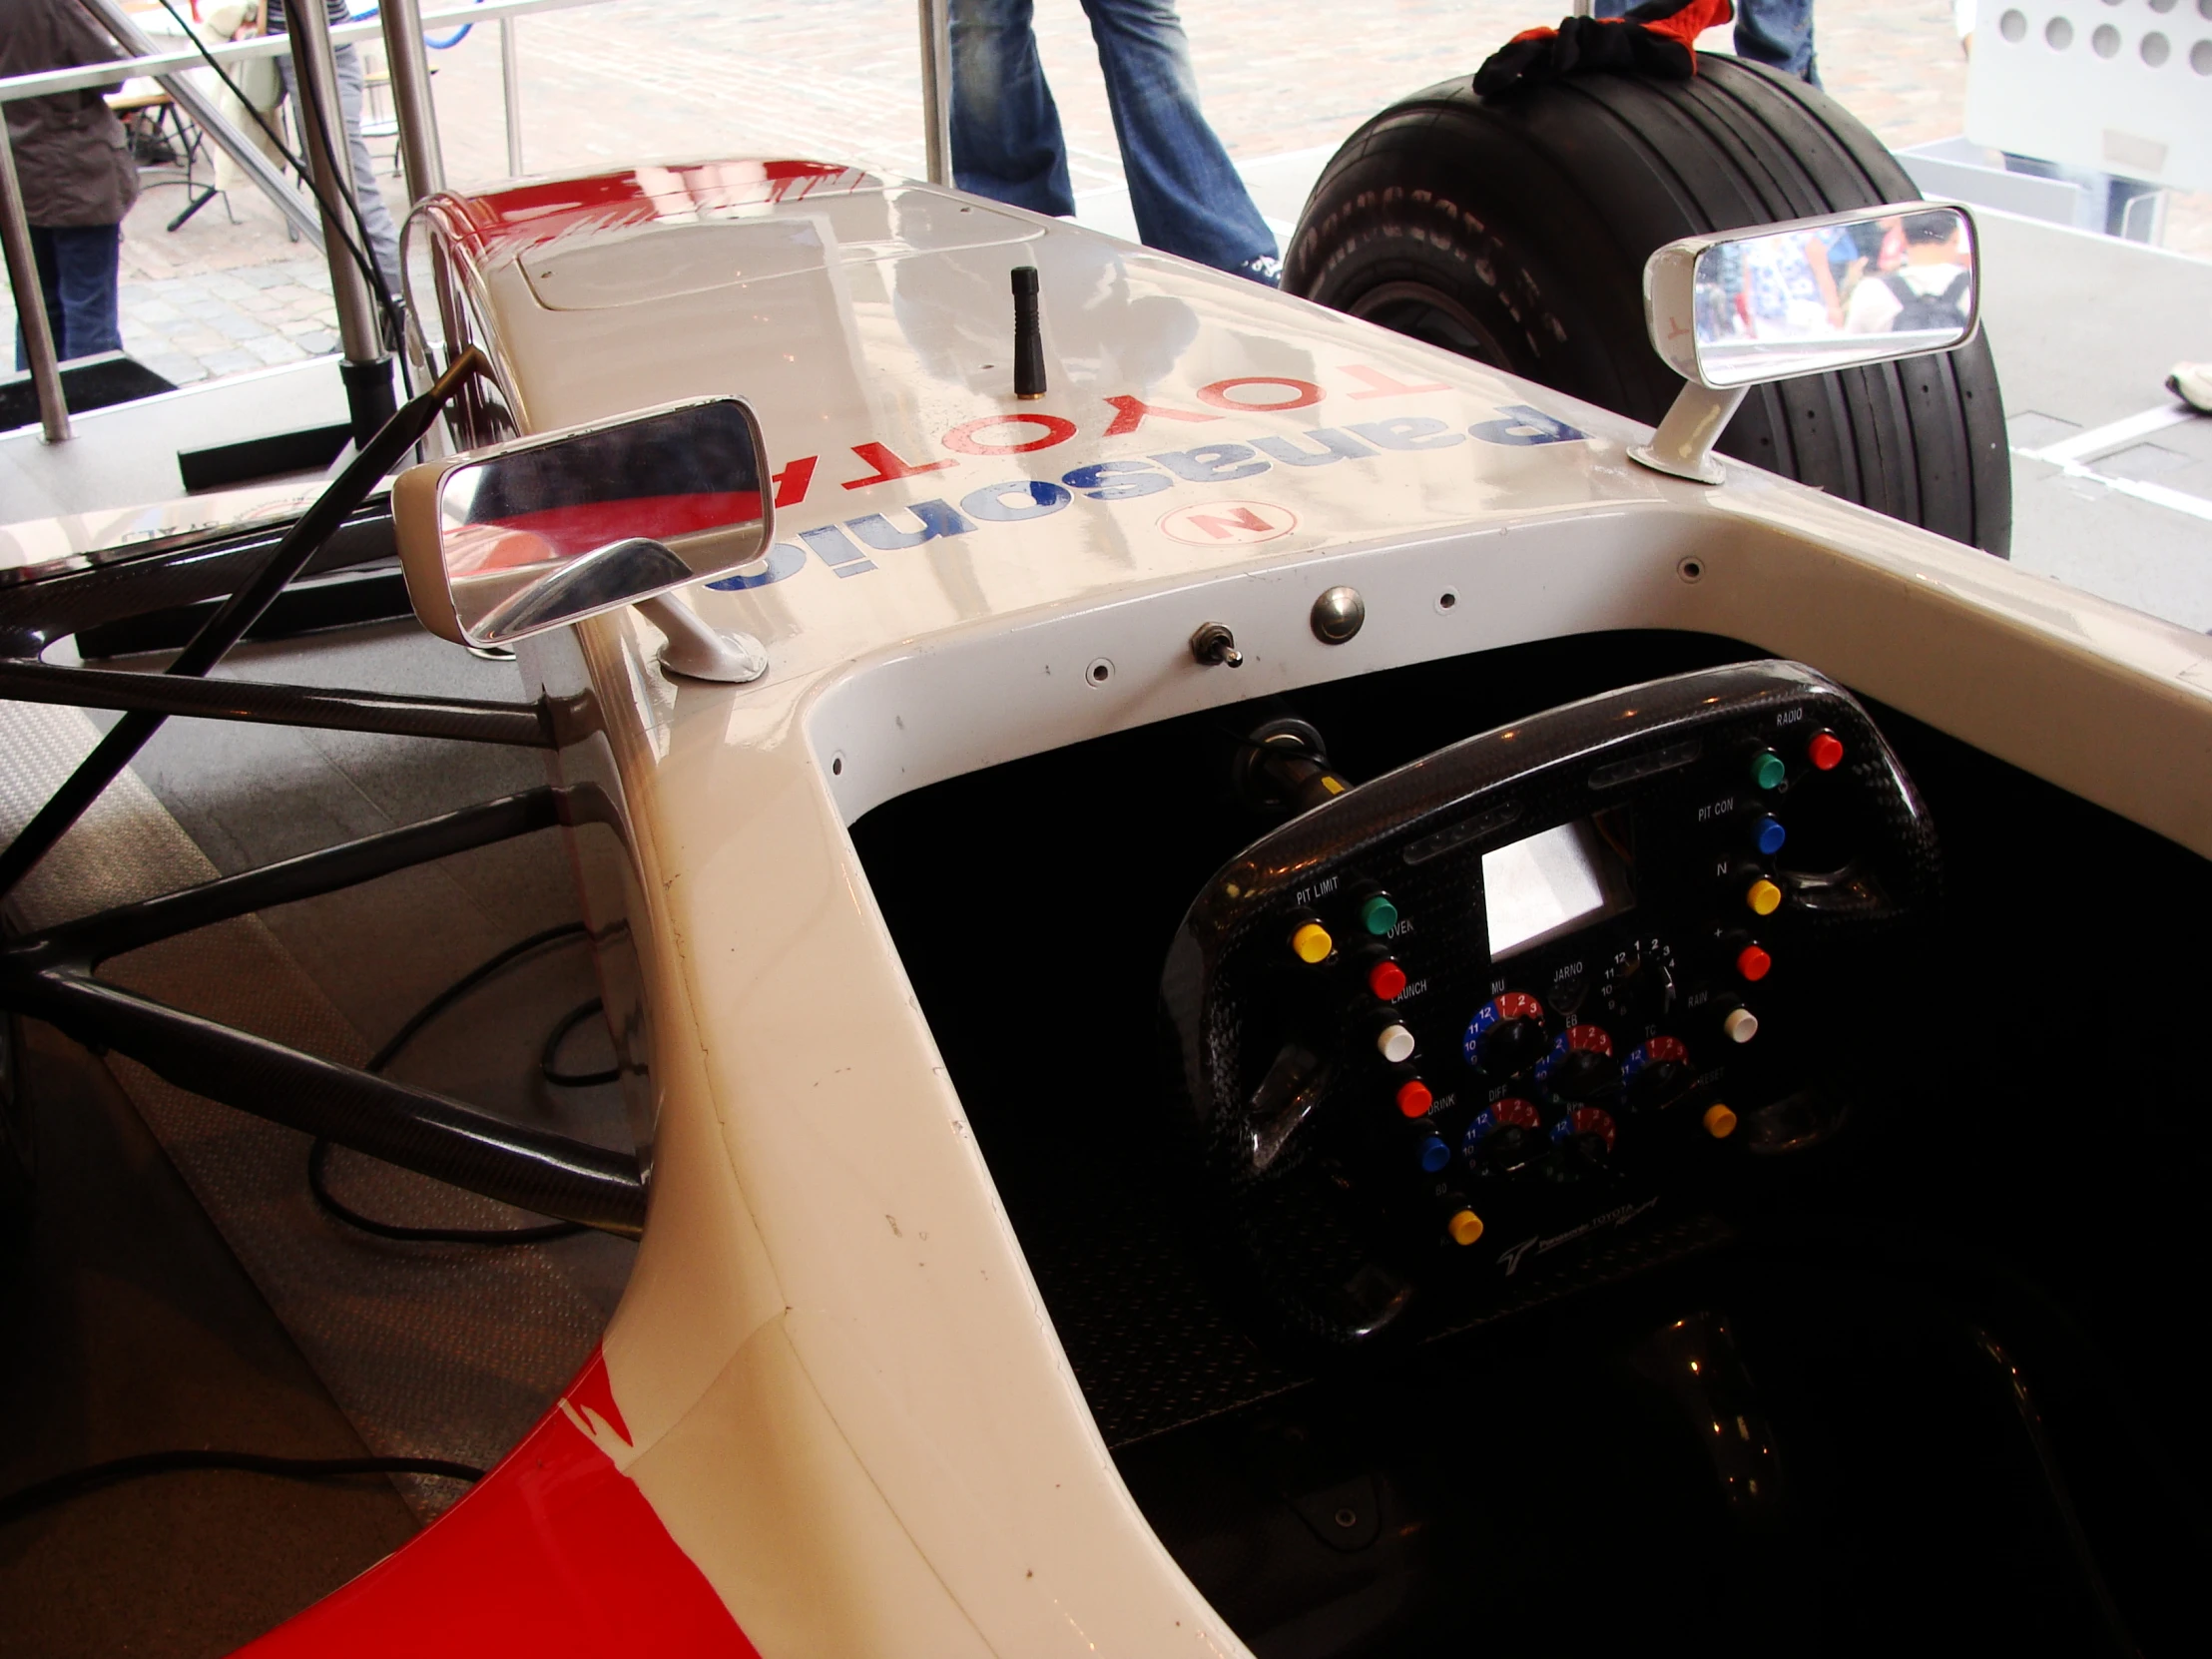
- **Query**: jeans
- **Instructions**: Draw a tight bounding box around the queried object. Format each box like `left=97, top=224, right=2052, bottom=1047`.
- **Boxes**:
left=14, top=223, right=122, bottom=369
left=276, top=41, right=403, bottom=298
left=949, top=0, right=1280, bottom=281
left=1593, top=0, right=1820, bottom=86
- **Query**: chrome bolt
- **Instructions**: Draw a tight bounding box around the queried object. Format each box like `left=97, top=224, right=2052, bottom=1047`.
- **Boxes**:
left=1311, top=585, right=1366, bottom=644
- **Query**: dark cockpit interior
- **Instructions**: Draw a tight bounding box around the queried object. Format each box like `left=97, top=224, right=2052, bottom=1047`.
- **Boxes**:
left=852, top=630, right=2209, bottom=1658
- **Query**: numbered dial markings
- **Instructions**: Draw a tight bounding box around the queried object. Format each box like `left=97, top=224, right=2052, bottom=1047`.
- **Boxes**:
left=1597, top=938, right=1678, bottom=1027
left=1462, top=991, right=1548, bottom=1075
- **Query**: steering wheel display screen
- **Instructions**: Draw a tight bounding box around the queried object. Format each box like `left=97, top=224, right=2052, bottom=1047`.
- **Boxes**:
left=1482, top=817, right=1635, bottom=958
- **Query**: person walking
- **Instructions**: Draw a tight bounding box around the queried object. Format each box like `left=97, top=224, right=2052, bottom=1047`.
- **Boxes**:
left=251, top=0, right=403, bottom=299
left=2, top=0, right=142, bottom=368
left=948, top=0, right=1280, bottom=284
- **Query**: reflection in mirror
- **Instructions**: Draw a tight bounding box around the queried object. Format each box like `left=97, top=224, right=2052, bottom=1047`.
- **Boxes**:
left=1691, top=206, right=1975, bottom=386
left=434, top=397, right=768, bottom=648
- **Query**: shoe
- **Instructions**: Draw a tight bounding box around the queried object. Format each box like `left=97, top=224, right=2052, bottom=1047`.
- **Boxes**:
left=1236, top=255, right=1283, bottom=288
left=2171, top=361, right=2212, bottom=414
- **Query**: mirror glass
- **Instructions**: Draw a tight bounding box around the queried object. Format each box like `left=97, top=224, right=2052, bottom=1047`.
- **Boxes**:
left=434, top=397, right=768, bottom=647
left=1691, top=206, right=1975, bottom=387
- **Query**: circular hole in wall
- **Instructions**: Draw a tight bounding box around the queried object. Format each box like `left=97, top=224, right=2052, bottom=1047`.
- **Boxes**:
left=2045, top=15, right=2075, bottom=47
left=1434, top=588, right=1459, bottom=613
left=1677, top=556, right=1705, bottom=584
left=1085, top=657, right=1114, bottom=686
left=830, top=753, right=845, bottom=777
left=2094, top=22, right=2122, bottom=51
left=2141, top=28, right=2171, bottom=60
left=1999, top=8, right=2028, bottom=39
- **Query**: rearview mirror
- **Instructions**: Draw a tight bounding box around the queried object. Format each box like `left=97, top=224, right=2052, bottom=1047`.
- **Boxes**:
left=1634, top=204, right=1978, bottom=481
left=394, top=396, right=773, bottom=672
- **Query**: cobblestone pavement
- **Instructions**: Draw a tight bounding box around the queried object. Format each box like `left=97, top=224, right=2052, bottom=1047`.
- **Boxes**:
left=5, top=0, right=2207, bottom=389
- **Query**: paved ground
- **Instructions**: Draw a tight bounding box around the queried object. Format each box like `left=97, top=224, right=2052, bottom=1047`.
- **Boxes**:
left=4, top=0, right=2206, bottom=387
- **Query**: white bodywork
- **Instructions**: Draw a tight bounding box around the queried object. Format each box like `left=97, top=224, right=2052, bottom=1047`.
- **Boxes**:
left=407, top=159, right=2212, bottom=1658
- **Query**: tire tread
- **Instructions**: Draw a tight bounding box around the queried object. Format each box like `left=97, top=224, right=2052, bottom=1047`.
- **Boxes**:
left=1286, top=59, right=2010, bottom=555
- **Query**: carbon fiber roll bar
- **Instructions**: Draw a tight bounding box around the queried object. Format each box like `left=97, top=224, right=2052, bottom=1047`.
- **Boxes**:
left=0, top=347, right=650, bottom=1239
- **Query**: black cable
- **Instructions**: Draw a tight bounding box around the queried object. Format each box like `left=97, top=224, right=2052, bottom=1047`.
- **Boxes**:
left=0, top=1450, right=481, bottom=1529
left=307, top=922, right=590, bottom=1245
left=540, top=998, right=620, bottom=1088
left=308, top=1136, right=583, bottom=1245
left=364, top=921, right=585, bottom=1074
left=151, top=0, right=413, bottom=378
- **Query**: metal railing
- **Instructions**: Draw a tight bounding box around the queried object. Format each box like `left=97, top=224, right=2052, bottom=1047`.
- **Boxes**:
left=10, top=0, right=846, bottom=445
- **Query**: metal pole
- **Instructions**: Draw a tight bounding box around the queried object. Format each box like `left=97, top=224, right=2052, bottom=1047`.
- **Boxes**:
left=0, top=126, right=71, bottom=443
left=377, top=0, right=447, bottom=203
left=284, top=0, right=395, bottom=443
left=73, top=0, right=325, bottom=248
left=499, top=18, right=523, bottom=178
left=917, top=0, right=952, bottom=186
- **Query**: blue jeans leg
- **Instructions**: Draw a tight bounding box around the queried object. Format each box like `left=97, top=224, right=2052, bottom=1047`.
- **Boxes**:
left=1733, top=0, right=1819, bottom=86
left=1079, top=0, right=1277, bottom=278
left=15, top=223, right=123, bottom=369
left=949, top=0, right=1078, bottom=218
left=1589, top=0, right=1818, bottom=86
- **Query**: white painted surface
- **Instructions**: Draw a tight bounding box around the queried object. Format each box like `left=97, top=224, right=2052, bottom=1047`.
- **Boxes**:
left=9, top=154, right=2210, bottom=1657
left=396, top=161, right=2212, bottom=1659
left=1965, top=0, right=2212, bottom=191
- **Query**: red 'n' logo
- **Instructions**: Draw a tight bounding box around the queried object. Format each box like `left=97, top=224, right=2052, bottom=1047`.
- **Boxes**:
left=1157, top=500, right=1299, bottom=545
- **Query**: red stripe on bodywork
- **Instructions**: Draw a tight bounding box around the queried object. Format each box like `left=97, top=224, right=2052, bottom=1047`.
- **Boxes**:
left=236, top=1351, right=753, bottom=1659
left=446, top=160, right=873, bottom=264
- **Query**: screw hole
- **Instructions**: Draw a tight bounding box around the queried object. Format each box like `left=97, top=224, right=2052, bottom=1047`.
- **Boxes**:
left=1085, top=657, right=1114, bottom=686
left=1678, top=557, right=1705, bottom=583
left=830, top=754, right=844, bottom=777
left=1434, top=588, right=1459, bottom=614
left=1334, top=1507, right=1359, bottom=1528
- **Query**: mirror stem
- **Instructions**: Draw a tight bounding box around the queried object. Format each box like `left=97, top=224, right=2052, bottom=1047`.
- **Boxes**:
left=1631, top=382, right=1747, bottom=485
left=636, top=594, right=769, bottom=685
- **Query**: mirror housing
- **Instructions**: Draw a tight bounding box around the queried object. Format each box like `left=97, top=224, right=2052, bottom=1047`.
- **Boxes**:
left=394, top=396, right=774, bottom=678
left=1634, top=203, right=1979, bottom=482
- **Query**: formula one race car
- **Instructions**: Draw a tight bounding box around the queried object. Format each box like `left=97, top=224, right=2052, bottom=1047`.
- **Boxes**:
left=1, top=54, right=2205, bottom=1659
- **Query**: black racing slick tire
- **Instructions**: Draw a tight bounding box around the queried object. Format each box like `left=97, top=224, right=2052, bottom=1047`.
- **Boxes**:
left=1284, top=58, right=2011, bottom=556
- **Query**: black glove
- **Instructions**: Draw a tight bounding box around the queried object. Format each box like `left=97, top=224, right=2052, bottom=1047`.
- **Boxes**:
left=1474, top=0, right=1735, bottom=98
